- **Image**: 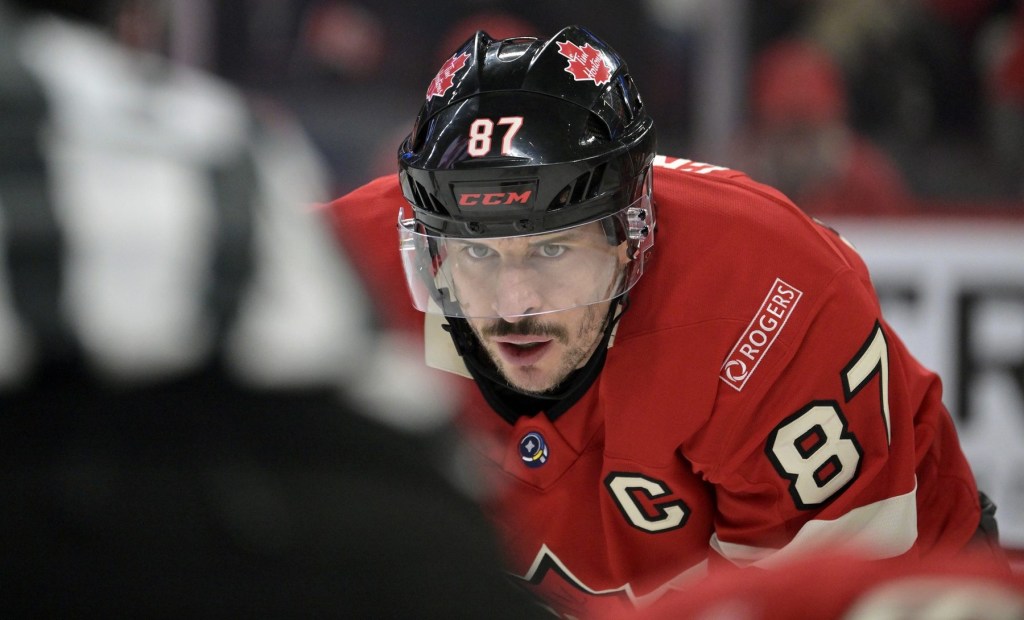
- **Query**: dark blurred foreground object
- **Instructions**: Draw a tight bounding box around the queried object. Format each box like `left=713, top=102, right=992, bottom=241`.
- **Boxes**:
left=2, top=371, right=532, bottom=618
left=0, top=1, right=542, bottom=616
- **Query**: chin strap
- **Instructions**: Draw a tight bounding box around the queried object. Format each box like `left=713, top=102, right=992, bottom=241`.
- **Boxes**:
left=440, top=314, right=480, bottom=359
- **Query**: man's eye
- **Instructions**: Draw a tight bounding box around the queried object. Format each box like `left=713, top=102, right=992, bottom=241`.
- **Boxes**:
left=539, top=244, right=566, bottom=258
left=465, top=245, right=493, bottom=259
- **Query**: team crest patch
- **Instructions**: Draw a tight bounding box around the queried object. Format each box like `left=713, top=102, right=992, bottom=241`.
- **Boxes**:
left=556, top=40, right=611, bottom=86
left=426, top=52, right=470, bottom=100
left=519, top=431, right=549, bottom=468
left=720, top=278, right=803, bottom=391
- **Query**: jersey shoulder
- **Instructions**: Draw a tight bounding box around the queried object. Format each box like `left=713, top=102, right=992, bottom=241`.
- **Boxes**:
left=328, top=175, right=403, bottom=221
left=603, top=156, right=881, bottom=460
left=326, top=175, right=417, bottom=330
left=650, top=154, right=801, bottom=223
left=326, top=173, right=404, bottom=252
left=635, top=154, right=862, bottom=334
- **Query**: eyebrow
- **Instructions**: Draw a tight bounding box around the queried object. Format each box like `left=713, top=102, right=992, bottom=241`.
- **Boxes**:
left=526, top=232, right=578, bottom=246
left=448, top=230, right=583, bottom=248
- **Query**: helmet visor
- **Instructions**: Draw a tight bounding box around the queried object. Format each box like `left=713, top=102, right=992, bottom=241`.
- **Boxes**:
left=398, top=197, right=652, bottom=320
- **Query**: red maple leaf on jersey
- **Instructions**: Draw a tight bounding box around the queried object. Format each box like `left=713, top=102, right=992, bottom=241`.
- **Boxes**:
left=556, top=40, right=612, bottom=86
left=426, top=52, right=471, bottom=100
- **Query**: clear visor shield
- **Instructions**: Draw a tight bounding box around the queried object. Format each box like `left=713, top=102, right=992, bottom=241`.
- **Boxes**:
left=398, top=197, right=653, bottom=320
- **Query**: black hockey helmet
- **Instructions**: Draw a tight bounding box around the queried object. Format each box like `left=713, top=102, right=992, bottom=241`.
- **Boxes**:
left=397, top=25, right=656, bottom=319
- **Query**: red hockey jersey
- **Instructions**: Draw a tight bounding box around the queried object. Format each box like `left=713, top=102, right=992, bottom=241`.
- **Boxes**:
left=328, top=155, right=983, bottom=618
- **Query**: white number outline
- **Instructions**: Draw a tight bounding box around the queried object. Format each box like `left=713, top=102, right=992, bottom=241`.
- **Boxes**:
left=604, top=472, right=689, bottom=533
left=466, top=116, right=523, bottom=157
left=843, top=321, right=891, bottom=446
left=766, top=322, right=890, bottom=509
left=766, top=401, right=863, bottom=508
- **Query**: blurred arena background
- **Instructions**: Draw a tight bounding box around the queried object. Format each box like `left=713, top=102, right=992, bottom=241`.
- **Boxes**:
left=16, top=0, right=1024, bottom=561
left=180, top=0, right=1024, bottom=205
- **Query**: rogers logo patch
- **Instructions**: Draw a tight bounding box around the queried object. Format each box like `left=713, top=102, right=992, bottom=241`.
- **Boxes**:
left=720, top=278, right=803, bottom=391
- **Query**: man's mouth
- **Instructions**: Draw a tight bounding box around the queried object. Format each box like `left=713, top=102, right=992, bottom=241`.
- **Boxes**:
left=493, top=336, right=554, bottom=365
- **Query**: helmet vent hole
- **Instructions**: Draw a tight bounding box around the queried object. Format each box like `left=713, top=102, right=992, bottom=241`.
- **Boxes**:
left=548, top=186, right=572, bottom=211
left=587, top=163, right=607, bottom=200
left=496, top=39, right=537, bottom=61
left=412, top=181, right=430, bottom=207
left=585, top=113, right=611, bottom=142
left=616, top=82, right=634, bottom=122
left=429, top=195, right=446, bottom=213
left=569, top=172, right=591, bottom=205
left=621, top=75, right=644, bottom=118
left=561, top=161, right=608, bottom=207
left=413, top=180, right=447, bottom=215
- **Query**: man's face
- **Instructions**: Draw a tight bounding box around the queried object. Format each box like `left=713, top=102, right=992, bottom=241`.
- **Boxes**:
left=445, top=222, right=624, bottom=394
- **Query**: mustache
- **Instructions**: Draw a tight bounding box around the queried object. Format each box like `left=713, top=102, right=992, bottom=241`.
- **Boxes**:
left=481, top=317, right=568, bottom=343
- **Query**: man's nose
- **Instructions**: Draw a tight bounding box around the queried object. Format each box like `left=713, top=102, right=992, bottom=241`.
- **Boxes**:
left=491, top=264, right=542, bottom=321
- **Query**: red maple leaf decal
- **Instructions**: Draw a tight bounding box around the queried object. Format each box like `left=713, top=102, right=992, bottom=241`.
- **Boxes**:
left=556, top=41, right=612, bottom=86
left=426, top=52, right=471, bottom=100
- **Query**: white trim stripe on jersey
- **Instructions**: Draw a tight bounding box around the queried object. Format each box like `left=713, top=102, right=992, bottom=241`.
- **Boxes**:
left=710, top=482, right=918, bottom=568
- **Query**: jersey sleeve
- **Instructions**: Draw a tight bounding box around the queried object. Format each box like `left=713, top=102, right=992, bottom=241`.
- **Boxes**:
left=693, top=265, right=980, bottom=568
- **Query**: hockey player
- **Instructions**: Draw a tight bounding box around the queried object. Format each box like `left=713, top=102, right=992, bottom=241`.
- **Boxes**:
left=329, top=25, right=1005, bottom=618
